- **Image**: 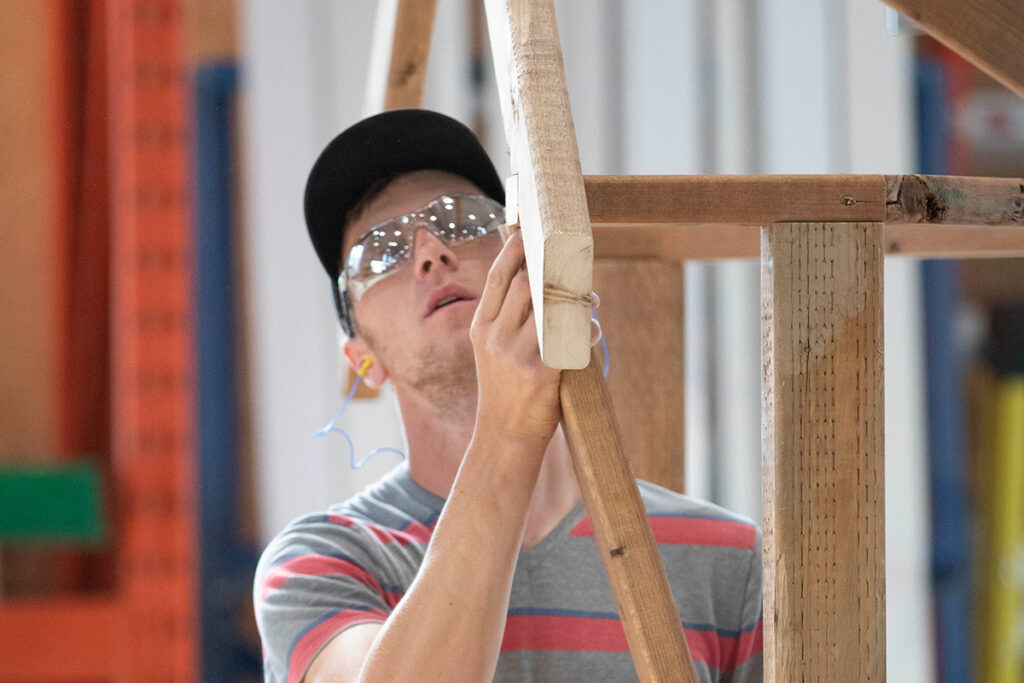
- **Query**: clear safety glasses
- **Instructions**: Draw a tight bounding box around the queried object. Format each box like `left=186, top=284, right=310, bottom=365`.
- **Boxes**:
left=339, top=193, right=505, bottom=301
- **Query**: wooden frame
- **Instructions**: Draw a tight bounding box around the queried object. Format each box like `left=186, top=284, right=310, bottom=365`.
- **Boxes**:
left=366, top=0, right=1024, bottom=681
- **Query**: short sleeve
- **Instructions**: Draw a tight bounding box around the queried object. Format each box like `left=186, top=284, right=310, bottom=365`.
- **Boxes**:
left=254, top=515, right=397, bottom=683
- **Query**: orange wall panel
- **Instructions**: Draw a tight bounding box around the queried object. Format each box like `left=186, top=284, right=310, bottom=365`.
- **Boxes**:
left=0, top=1, right=60, bottom=459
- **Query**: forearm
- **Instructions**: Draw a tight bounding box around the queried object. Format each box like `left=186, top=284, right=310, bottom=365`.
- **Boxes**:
left=357, top=431, right=545, bottom=682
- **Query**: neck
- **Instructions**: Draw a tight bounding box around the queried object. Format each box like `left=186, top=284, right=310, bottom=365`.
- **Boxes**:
left=396, top=386, right=580, bottom=547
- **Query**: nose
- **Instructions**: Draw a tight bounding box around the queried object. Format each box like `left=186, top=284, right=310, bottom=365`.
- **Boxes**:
left=412, top=226, right=458, bottom=278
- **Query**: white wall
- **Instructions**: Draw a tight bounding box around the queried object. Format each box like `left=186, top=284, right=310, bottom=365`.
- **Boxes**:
left=241, top=2, right=934, bottom=678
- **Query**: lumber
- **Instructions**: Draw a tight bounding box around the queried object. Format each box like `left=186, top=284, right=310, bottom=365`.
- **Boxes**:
left=560, top=346, right=695, bottom=682
left=364, top=0, right=438, bottom=114
left=593, top=259, right=685, bottom=492
left=761, top=221, right=886, bottom=681
left=884, top=174, right=1024, bottom=226
left=582, top=174, right=1024, bottom=260
left=352, top=0, right=440, bottom=399
left=585, top=174, right=887, bottom=225
left=484, top=0, right=594, bottom=369
left=487, top=2, right=695, bottom=677
left=590, top=223, right=1024, bottom=261
left=584, top=174, right=1024, bottom=227
left=881, top=0, right=1024, bottom=98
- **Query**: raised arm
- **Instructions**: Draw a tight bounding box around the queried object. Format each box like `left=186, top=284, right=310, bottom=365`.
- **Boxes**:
left=306, top=232, right=561, bottom=682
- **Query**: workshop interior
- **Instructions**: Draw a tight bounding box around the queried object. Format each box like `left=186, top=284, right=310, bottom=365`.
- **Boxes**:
left=1, top=0, right=1022, bottom=681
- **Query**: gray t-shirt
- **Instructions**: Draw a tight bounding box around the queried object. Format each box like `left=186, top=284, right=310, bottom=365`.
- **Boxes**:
left=255, top=464, right=763, bottom=682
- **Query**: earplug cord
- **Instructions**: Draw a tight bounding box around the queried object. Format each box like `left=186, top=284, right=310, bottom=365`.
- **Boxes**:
left=318, top=315, right=608, bottom=471
left=315, top=357, right=407, bottom=469
left=594, top=307, right=609, bottom=378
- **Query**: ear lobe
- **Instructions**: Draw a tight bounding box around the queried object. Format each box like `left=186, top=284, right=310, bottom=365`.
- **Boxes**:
left=342, top=339, right=388, bottom=388
left=362, top=360, right=388, bottom=389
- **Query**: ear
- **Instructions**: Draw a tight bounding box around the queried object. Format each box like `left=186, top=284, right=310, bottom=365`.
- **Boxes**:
left=342, top=337, right=388, bottom=389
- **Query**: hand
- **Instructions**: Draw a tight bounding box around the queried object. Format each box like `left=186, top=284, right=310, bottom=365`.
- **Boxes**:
left=470, top=232, right=562, bottom=444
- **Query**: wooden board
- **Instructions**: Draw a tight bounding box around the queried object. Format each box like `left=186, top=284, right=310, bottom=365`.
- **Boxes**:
left=561, top=346, right=695, bottom=682
left=485, top=0, right=594, bottom=369
left=585, top=174, right=887, bottom=225
left=586, top=174, right=1024, bottom=259
left=882, top=0, right=1024, bottom=98
left=884, top=174, right=1024, bottom=226
left=584, top=174, right=1024, bottom=227
left=364, top=0, right=439, bottom=114
left=590, top=222, right=1024, bottom=261
left=593, top=258, right=684, bottom=493
left=761, top=221, right=885, bottom=681
left=351, top=0, right=440, bottom=399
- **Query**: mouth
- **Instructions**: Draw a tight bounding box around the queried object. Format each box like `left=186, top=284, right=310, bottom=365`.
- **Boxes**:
left=425, top=285, right=476, bottom=318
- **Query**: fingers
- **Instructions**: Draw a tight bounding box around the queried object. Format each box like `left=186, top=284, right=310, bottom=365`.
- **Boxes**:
left=496, top=268, right=533, bottom=330
left=475, top=232, right=525, bottom=323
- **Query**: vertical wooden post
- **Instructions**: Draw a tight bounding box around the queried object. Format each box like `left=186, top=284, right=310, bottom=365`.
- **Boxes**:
left=761, top=221, right=886, bottom=681
left=593, top=258, right=685, bottom=492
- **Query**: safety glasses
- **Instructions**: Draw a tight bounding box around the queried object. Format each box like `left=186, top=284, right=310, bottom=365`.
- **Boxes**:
left=339, top=193, right=505, bottom=301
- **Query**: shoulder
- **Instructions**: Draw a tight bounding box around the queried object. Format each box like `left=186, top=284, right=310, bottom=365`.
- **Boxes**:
left=255, top=467, right=440, bottom=582
left=636, top=479, right=760, bottom=553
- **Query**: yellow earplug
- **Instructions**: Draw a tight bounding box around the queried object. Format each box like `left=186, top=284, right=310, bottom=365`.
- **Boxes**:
left=357, top=356, right=373, bottom=377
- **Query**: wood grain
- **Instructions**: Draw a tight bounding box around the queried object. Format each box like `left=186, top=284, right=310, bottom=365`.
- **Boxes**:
left=351, top=0, right=439, bottom=398
left=884, top=174, right=1024, bottom=226
left=585, top=175, right=887, bottom=225
left=561, top=345, right=695, bottom=682
left=485, top=0, right=594, bottom=369
left=882, top=0, right=1024, bottom=98
left=364, top=0, right=438, bottom=114
left=590, top=222, right=1024, bottom=261
left=760, top=222, right=886, bottom=682
left=593, top=259, right=685, bottom=492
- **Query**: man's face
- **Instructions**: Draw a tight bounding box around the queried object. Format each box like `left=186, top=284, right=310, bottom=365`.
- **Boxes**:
left=341, top=170, right=502, bottom=400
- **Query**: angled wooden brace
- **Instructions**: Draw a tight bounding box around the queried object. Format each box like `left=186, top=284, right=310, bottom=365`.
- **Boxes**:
left=364, top=0, right=439, bottom=114
left=882, top=0, right=1024, bottom=98
left=484, top=0, right=696, bottom=680
left=348, top=0, right=441, bottom=398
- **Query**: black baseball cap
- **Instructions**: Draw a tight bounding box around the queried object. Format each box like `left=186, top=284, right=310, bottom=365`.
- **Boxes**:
left=304, top=109, right=506, bottom=281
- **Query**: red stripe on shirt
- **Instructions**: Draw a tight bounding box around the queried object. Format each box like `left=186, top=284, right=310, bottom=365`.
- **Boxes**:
left=257, top=554, right=392, bottom=608
left=500, top=615, right=748, bottom=671
left=287, top=608, right=387, bottom=683
left=570, top=516, right=756, bottom=550
left=722, top=619, right=763, bottom=671
left=327, top=514, right=434, bottom=546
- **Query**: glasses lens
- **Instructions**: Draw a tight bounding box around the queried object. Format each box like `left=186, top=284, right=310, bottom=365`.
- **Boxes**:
left=344, top=194, right=504, bottom=299
left=431, top=195, right=504, bottom=242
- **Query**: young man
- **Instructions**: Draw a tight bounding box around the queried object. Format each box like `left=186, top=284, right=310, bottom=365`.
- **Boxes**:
left=254, top=109, right=763, bottom=682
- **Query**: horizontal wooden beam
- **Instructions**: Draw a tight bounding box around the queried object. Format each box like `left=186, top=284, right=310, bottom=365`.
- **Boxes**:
left=584, top=174, right=1024, bottom=227
left=584, top=174, right=1024, bottom=260
left=591, top=223, right=1024, bottom=261
left=884, top=174, right=1024, bottom=225
left=881, top=0, right=1024, bottom=99
left=585, top=174, right=887, bottom=225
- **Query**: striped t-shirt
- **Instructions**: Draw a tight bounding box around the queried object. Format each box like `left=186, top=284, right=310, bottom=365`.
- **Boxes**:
left=254, top=464, right=763, bottom=682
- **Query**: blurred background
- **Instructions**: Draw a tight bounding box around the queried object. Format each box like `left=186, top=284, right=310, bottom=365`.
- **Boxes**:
left=1, top=0, right=1022, bottom=681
